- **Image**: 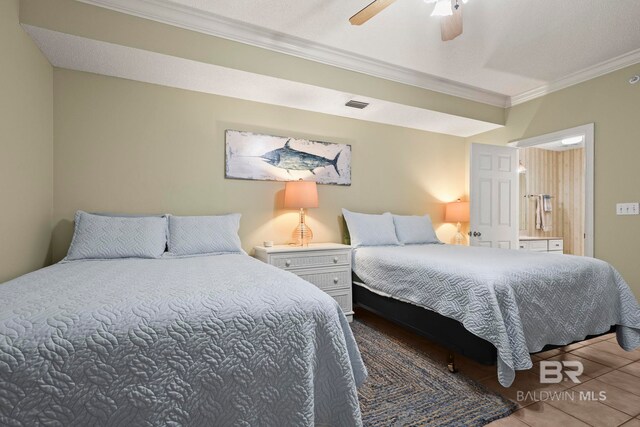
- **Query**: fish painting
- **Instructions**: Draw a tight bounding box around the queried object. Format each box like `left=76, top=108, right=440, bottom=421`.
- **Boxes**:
left=225, top=130, right=351, bottom=186
left=259, top=139, right=342, bottom=176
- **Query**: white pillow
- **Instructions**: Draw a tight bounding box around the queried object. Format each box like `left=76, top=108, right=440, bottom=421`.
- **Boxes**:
left=168, top=214, right=243, bottom=256
left=66, top=211, right=168, bottom=260
left=342, top=209, right=400, bottom=248
left=393, top=214, right=441, bottom=245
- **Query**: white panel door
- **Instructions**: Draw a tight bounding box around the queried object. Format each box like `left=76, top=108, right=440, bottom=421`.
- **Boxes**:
left=470, top=143, right=518, bottom=249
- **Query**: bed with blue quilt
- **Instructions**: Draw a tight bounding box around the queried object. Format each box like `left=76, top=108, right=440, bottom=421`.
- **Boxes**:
left=342, top=209, right=640, bottom=387
left=0, top=212, right=366, bottom=426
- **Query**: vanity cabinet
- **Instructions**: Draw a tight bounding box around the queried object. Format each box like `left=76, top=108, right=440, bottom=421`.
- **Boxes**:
left=518, top=238, right=564, bottom=254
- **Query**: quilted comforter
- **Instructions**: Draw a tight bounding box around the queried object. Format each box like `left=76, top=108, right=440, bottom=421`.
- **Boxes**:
left=0, top=254, right=366, bottom=426
left=352, top=244, right=640, bottom=387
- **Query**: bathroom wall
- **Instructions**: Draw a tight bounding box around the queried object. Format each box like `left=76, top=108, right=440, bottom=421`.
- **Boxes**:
left=560, top=148, right=585, bottom=256
left=520, top=147, right=563, bottom=239
left=520, top=147, right=584, bottom=255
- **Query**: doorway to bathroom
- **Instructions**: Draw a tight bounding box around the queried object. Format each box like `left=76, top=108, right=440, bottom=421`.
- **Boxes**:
left=510, top=124, right=594, bottom=257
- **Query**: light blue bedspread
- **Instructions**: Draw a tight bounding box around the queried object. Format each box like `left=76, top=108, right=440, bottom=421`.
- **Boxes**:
left=352, top=244, right=640, bottom=386
left=0, top=254, right=366, bottom=426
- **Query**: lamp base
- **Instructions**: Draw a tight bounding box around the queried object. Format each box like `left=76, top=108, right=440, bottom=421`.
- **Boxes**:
left=453, top=222, right=465, bottom=245
left=292, top=208, right=313, bottom=246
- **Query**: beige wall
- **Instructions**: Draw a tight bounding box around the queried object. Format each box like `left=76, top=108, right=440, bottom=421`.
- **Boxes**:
left=469, top=65, right=640, bottom=298
left=0, top=0, right=53, bottom=283
left=52, top=69, right=468, bottom=261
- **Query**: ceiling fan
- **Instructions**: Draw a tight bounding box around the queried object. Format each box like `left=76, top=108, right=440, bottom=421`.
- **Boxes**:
left=349, top=0, right=469, bottom=41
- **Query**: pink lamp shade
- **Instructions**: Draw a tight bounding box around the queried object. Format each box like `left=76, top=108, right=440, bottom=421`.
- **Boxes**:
left=284, top=181, right=319, bottom=209
left=445, top=200, right=470, bottom=223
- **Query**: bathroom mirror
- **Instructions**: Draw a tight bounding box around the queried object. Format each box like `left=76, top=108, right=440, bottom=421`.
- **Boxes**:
left=519, top=171, right=527, bottom=231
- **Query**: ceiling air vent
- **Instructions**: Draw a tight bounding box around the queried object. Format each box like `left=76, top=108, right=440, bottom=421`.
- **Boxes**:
left=345, top=100, right=369, bottom=109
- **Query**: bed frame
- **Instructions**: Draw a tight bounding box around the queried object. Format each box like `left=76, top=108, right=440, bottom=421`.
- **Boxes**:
left=353, top=281, right=616, bottom=372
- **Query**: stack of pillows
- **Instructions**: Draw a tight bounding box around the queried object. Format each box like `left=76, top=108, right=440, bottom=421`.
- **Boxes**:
left=342, top=208, right=441, bottom=248
left=65, top=211, right=244, bottom=261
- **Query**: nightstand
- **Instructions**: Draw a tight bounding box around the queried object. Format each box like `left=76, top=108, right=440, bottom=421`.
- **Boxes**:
left=254, top=243, right=353, bottom=322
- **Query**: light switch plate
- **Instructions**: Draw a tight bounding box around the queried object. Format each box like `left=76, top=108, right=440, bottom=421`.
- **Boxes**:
left=616, top=203, right=640, bottom=215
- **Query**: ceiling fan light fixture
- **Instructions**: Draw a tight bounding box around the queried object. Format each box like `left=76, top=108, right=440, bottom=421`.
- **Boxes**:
left=431, top=0, right=453, bottom=16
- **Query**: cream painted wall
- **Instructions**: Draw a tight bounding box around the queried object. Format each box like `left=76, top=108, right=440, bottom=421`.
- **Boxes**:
left=0, top=0, right=53, bottom=283
left=469, top=65, right=640, bottom=299
left=52, top=69, right=468, bottom=261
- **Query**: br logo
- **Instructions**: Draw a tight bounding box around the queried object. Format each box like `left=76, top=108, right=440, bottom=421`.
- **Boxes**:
left=540, top=361, right=584, bottom=383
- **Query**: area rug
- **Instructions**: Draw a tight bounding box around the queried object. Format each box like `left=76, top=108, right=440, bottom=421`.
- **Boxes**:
left=352, top=320, right=517, bottom=427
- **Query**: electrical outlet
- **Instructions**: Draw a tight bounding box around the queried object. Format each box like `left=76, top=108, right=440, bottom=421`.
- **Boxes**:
left=616, top=203, right=640, bottom=215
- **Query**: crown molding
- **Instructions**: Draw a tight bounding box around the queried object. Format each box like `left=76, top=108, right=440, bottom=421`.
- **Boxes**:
left=76, top=0, right=509, bottom=107
left=23, top=25, right=503, bottom=137
left=509, top=48, right=640, bottom=107
left=76, top=0, right=640, bottom=110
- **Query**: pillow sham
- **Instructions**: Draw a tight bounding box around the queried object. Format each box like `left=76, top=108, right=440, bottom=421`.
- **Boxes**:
left=392, top=214, right=440, bottom=245
left=168, top=214, right=243, bottom=256
left=65, top=211, right=168, bottom=260
left=342, top=209, right=400, bottom=247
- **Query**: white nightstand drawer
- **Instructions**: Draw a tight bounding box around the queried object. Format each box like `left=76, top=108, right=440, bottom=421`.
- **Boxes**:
left=326, top=289, right=353, bottom=315
left=548, top=240, right=564, bottom=251
left=519, top=241, right=529, bottom=250
left=254, top=243, right=354, bottom=322
left=270, top=250, right=350, bottom=270
left=296, top=267, right=351, bottom=292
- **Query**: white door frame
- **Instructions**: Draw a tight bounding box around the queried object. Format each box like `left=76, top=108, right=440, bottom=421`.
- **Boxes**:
left=508, top=123, right=594, bottom=257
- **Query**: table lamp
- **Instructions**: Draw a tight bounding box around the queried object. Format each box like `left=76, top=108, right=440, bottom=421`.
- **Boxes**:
left=284, top=180, right=318, bottom=246
left=445, top=199, right=470, bottom=245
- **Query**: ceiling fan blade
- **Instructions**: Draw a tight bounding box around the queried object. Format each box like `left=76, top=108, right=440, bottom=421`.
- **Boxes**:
left=440, top=4, right=463, bottom=41
left=349, top=0, right=397, bottom=25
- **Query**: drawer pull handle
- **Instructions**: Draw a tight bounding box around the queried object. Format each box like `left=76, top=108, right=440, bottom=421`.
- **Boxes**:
left=333, top=277, right=339, bottom=284
left=333, top=257, right=339, bottom=263
left=285, top=259, right=291, bottom=267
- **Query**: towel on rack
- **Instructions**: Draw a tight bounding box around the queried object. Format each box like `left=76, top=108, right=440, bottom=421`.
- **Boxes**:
left=535, top=195, right=543, bottom=230
left=543, top=195, right=552, bottom=212
left=535, top=195, right=552, bottom=232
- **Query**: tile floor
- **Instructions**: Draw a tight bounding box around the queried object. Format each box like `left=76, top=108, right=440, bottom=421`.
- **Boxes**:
left=354, top=308, right=640, bottom=427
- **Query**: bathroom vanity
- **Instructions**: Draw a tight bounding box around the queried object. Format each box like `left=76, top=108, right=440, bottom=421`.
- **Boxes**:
left=518, top=236, right=564, bottom=254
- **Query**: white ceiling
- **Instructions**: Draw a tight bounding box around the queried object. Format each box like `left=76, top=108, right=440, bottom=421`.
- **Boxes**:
left=25, top=25, right=501, bottom=137
left=80, top=0, right=640, bottom=106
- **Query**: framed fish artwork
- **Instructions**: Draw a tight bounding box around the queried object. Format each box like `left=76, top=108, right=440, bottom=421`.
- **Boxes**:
left=225, top=130, right=352, bottom=186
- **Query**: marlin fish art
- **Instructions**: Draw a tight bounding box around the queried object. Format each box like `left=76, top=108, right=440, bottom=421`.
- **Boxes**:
left=259, top=139, right=342, bottom=176
left=225, top=130, right=352, bottom=186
